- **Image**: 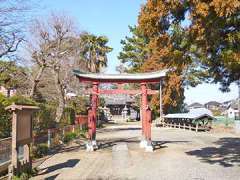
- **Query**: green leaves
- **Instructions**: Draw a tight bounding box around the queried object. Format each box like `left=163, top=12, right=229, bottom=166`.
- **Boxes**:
left=0, top=60, right=28, bottom=90
left=118, top=26, right=149, bottom=73
left=138, top=0, right=240, bottom=91
left=80, top=33, right=113, bottom=73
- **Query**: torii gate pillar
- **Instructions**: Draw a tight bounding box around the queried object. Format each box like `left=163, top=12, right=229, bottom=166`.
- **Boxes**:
left=139, top=83, right=153, bottom=151
left=86, top=82, right=99, bottom=151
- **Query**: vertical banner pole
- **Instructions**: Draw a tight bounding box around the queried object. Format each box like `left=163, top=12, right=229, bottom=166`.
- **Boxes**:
left=159, top=80, right=163, bottom=125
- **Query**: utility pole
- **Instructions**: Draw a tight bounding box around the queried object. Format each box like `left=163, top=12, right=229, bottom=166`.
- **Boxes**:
left=238, top=80, right=240, bottom=120
left=159, top=80, right=163, bottom=125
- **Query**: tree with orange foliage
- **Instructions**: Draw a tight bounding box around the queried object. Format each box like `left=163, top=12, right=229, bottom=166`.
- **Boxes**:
left=119, top=0, right=239, bottom=114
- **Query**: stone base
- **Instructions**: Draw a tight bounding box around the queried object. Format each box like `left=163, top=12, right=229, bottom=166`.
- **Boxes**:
left=145, top=144, right=154, bottom=152
left=86, top=141, right=98, bottom=152
left=139, top=139, right=147, bottom=148
left=92, top=140, right=98, bottom=149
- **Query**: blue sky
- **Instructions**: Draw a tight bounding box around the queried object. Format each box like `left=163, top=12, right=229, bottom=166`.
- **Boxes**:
left=38, top=0, right=238, bottom=104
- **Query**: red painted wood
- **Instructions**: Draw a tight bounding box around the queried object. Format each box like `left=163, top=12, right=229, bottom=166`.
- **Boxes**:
left=141, top=83, right=147, bottom=138
left=82, top=89, right=158, bottom=95
left=87, top=109, right=93, bottom=140
left=75, top=115, right=88, bottom=125
left=146, top=108, right=152, bottom=141
left=78, top=77, right=162, bottom=83
left=91, top=82, right=98, bottom=141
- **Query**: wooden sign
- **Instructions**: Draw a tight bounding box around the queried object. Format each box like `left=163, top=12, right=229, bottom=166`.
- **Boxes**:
left=16, top=110, right=32, bottom=145
left=5, top=104, right=39, bottom=177
left=6, top=104, right=39, bottom=145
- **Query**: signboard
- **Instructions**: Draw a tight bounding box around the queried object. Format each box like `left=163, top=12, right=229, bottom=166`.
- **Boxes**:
left=16, top=110, right=32, bottom=145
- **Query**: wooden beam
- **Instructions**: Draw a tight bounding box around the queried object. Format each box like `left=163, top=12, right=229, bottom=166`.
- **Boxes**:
left=82, top=89, right=159, bottom=95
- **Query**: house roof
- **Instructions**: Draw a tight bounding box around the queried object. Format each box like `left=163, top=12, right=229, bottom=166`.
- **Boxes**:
left=230, top=103, right=239, bottom=110
left=164, top=108, right=214, bottom=120
left=188, top=102, right=204, bottom=108
left=205, top=101, right=221, bottom=106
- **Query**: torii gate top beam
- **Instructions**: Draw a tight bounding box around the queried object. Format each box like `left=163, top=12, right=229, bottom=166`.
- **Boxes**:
left=73, top=69, right=168, bottom=83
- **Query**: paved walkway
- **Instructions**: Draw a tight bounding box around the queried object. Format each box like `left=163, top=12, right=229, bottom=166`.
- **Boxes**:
left=32, top=122, right=240, bottom=180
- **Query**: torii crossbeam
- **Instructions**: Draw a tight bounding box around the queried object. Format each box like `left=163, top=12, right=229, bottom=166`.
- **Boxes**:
left=73, top=69, right=167, bottom=152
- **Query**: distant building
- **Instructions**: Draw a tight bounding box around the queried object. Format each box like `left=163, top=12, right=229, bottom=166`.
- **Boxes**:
left=102, top=94, right=136, bottom=116
left=164, top=108, right=215, bottom=131
left=204, top=101, right=221, bottom=110
left=204, top=101, right=226, bottom=116
left=188, top=102, right=204, bottom=110
left=222, top=100, right=232, bottom=108
left=0, top=86, right=16, bottom=97
left=65, top=92, right=77, bottom=100
left=227, top=103, right=239, bottom=119
left=165, top=107, right=214, bottom=119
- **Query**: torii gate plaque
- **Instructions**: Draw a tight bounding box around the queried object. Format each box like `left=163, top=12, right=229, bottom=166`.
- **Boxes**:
left=74, top=70, right=167, bottom=152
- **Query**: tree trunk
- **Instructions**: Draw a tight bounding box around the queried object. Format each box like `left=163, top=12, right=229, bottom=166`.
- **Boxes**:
left=53, top=68, right=65, bottom=123
left=29, top=66, right=45, bottom=99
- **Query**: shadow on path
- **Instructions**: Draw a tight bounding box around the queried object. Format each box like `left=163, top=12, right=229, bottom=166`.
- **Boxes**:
left=153, top=140, right=189, bottom=150
left=98, top=137, right=139, bottom=149
left=186, top=137, right=240, bottom=167
left=39, top=159, right=80, bottom=175
left=98, top=137, right=189, bottom=151
left=45, top=174, right=59, bottom=180
left=97, top=127, right=141, bottom=134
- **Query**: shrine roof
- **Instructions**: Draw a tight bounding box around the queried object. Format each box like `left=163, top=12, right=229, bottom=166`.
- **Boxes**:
left=164, top=108, right=215, bottom=120
left=102, top=94, right=134, bottom=105
left=73, top=69, right=168, bottom=83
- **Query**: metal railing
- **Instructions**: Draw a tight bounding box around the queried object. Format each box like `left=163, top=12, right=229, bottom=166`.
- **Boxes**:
left=0, top=138, right=11, bottom=165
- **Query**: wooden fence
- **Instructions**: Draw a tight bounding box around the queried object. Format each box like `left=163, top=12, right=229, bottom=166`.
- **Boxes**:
left=0, top=123, right=87, bottom=176
left=0, top=138, right=11, bottom=165
left=160, top=117, right=213, bottom=132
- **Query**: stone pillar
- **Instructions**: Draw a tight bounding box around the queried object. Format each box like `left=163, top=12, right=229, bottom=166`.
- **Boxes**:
left=23, top=144, right=31, bottom=169
left=140, top=83, right=148, bottom=148
left=47, top=129, right=51, bottom=148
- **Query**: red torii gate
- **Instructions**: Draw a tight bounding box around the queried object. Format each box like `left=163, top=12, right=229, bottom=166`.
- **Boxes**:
left=73, top=70, right=167, bottom=152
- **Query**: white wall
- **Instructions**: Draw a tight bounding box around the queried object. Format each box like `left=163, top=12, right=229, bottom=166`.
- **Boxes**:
left=227, top=108, right=238, bottom=119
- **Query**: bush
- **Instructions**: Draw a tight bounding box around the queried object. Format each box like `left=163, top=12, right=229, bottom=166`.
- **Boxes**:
left=13, top=172, right=29, bottom=180
left=73, top=126, right=87, bottom=139
left=67, top=96, right=89, bottom=115
left=33, top=103, right=56, bottom=133
left=51, top=133, right=62, bottom=147
left=8, top=95, right=36, bottom=106
left=60, top=107, right=75, bottom=126
left=13, top=168, right=38, bottom=180
left=63, top=132, right=77, bottom=144
left=31, top=143, right=48, bottom=159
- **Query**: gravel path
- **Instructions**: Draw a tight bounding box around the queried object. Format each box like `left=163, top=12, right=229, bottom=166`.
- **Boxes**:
left=32, top=122, right=240, bottom=180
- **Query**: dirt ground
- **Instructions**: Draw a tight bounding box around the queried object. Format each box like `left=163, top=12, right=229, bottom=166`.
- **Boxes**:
left=32, top=122, right=240, bottom=180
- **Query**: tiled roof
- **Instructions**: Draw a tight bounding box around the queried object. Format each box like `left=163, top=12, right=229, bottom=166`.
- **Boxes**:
left=102, top=94, right=135, bottom=105
left=164, top=108, right=214, bottom=120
